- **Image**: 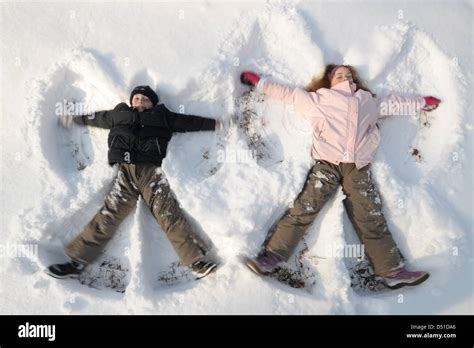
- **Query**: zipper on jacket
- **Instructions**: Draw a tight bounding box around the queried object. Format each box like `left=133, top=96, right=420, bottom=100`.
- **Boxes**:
left=110, top=136, right=117, bottom=149
left=155, top=138, right=162, bottom=155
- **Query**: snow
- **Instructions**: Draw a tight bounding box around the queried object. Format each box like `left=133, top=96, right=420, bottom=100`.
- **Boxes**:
left=0, top=0, right=472, bottom=315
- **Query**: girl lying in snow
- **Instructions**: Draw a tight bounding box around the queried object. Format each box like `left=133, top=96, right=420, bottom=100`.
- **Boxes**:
left=47, top=86, right=221, bottom=280
left=241, top=65, right=440, bottom=290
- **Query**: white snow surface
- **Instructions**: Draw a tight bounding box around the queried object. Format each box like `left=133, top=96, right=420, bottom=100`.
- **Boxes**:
left=0, top=0, right=472, bottom=314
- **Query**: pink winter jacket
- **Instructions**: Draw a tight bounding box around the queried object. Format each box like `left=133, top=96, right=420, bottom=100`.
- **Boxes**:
left=258, top=79, right=424, bottom=169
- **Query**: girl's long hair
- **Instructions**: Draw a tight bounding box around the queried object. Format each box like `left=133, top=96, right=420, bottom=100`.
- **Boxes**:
left=306, top=64, right=375, bottom=96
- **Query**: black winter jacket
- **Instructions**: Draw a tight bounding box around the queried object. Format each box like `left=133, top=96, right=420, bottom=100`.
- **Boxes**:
left=73, top=103, right=216, bottom=165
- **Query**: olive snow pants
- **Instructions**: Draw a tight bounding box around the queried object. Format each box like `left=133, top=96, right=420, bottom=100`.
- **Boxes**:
left=264, top=160, right=403, bottom=275
left=65, top=163, right=210, bottom=266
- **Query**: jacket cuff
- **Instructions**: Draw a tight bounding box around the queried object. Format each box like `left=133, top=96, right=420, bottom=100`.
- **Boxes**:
left=256, top=78, right=266, bottom=92
left=203, top=118, right=216, bottom=131
left=72, top=115, right=87, bottom=125
left=420, top=96, right=426, bottom=108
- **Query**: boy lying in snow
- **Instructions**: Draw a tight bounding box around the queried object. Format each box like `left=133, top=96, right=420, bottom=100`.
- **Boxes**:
left=47, top=85, right=221, bottom=280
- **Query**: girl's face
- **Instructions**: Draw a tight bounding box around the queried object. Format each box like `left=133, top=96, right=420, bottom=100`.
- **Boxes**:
left=132, top=93, right=154, bottom=112
left=330, top=67, right=354, bottom=87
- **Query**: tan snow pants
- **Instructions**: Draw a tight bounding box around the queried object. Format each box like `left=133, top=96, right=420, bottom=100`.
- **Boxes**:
left=264, top=160, right=403, bottom=275
left=65, top=163, right=209, bottom=266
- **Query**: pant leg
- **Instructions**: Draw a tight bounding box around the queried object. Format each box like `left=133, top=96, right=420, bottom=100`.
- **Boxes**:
left=65, top=164, right=139, bottom=263
left=341, top=163, right=403, bottom=275
left=265, top=161, right=342, bottom=261
left=137, top=164, right=210, bottom=266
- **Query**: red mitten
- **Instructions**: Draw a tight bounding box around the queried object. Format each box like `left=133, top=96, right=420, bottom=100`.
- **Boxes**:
left=422, top=96, right=441, bottom=111
left=240, top=71, right=261, bottom=86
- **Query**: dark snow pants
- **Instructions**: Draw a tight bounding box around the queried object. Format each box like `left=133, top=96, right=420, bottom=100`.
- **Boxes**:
left=65, top=163, right=210, bottom=266
left=264, top=160, right=403, bottom=276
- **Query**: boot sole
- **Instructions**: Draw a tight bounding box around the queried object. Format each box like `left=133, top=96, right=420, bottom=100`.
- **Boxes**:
left=195, top=263, right=218, bottom=280
left=44, top=268, right=81, bottom=280
left=244, top=257, right=271, bottom=276
left=383, top=273, right=430, bottom=290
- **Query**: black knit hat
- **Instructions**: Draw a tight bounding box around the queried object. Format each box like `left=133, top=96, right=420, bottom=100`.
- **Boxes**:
left=130, top=85, right=159, bottom=106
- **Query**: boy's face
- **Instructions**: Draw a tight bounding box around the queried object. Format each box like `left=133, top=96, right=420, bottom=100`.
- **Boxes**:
left=132, top=93, right=154, bottom=112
